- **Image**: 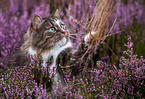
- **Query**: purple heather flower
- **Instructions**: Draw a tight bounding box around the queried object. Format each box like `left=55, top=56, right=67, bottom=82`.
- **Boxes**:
left=0, top=0, right=145, bottom=98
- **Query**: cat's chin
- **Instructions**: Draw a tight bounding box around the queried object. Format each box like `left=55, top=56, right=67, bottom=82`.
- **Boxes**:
left=56, top=37, right=68, bottom=47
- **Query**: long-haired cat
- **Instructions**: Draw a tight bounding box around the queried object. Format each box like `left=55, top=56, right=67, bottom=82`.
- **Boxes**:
left=7, top=10, right=93, bottom=98
left=22, top=10, right=73, bottom=96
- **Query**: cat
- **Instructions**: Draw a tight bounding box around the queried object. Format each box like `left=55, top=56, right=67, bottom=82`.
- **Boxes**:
left=7, top=10, right=95, bottom=98
left=21, top=10, right=73, bottom=96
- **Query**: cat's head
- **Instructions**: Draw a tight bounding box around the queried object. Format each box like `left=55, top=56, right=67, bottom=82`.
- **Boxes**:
left=22, top=10, right=70, bottom=52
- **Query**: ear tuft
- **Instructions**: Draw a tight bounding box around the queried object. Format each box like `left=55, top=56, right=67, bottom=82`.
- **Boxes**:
left=32, top=14, right=42, bottom=29
left=53, top=9, right=60, bottom=18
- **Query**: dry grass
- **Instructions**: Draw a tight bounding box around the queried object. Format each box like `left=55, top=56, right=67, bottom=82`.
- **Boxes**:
left=86, top=0, right=117, bottom=46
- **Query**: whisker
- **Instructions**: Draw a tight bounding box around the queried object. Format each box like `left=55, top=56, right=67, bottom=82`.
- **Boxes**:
left=69, top=36, right=77, bottom=39
left=69, top=34, right=77, bottom=36
left=68, top=25, right=85, bottom=31
left=69, top=35, right=77, bottom=37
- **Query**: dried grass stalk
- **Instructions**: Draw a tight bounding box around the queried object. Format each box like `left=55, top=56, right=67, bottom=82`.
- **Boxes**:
left=86, top=0, right=116, bottom=46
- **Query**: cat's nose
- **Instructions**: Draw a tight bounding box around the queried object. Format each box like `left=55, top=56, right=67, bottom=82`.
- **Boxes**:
left=60, top=32, right=68, bottom=36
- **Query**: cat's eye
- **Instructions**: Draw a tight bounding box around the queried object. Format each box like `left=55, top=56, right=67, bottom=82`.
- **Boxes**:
left=60, top=24, right=66, bottom=30
left=49, top=27, right=56, bottom=32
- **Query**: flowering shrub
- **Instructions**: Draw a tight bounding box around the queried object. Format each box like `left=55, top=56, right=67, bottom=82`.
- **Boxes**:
left=0, top=0, right=145, bottom=98
left=111, top=36, right=145, bottom=98
left=64, top=36, right=145, bottom=98
left=100, top=0, right=145, bottom=63
left=1, top=54, right=51, bottom=98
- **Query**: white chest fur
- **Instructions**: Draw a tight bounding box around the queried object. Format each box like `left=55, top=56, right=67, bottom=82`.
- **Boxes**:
left=28, top=37, right=72, bottom=69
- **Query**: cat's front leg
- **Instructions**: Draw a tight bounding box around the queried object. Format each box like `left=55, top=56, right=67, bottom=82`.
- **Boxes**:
left=48, top=64, right=56, bottom=79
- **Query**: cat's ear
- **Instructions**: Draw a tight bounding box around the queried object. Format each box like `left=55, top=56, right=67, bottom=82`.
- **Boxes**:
left=32, top=14, right=43, bottom=29
left=53, top=9, right=60, bottom=18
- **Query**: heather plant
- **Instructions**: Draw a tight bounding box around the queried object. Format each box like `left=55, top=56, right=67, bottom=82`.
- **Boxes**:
left=1, top=0, right=145, bottom=99
left=64, top=36, right=145, bottom=98
left=111, top=36, right=145, bottom=98
left=104, top=0, right=145, bottom=63
left=63, top=36, right=144, bottom=98
left=1, top=54, right=51, bottom=98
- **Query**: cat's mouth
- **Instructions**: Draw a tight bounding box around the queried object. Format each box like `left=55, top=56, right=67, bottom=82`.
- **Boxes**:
left=60, top=32, right=69, bottom=37
left=55, top=32, right=69, bottom=44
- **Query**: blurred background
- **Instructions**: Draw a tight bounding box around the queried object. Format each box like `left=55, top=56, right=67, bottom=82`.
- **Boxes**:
left=0, top=0, right=145, bottom=70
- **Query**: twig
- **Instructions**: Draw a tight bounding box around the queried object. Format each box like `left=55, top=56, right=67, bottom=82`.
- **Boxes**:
left=101, top=42, right=120, bottom=61
left=47, top=82, right=80, bottom=94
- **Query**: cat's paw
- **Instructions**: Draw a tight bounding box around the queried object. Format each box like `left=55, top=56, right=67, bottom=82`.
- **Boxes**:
left=84, top=31, right=96, bottom=43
